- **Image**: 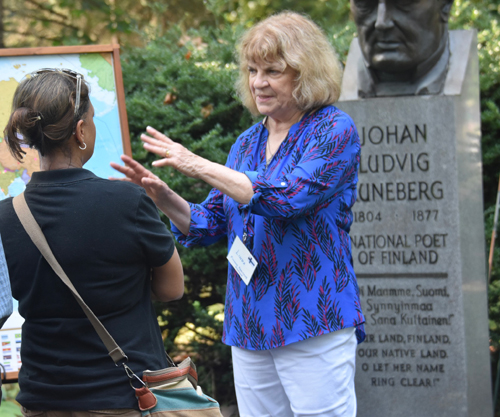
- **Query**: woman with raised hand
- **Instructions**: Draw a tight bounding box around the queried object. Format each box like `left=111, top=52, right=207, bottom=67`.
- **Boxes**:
left=0, top=69, right=184, bottom=415
left=113, top=11, right=365, bottom=417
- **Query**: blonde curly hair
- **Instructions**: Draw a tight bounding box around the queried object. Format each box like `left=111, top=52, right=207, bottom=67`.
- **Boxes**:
left=236, top=11, right=343, bottom=116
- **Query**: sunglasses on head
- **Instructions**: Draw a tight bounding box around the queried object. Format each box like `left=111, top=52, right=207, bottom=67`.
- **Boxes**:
left=30, top=68, right=84, bottom=126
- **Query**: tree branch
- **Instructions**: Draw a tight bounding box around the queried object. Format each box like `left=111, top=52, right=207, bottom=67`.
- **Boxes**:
left=2, top=28, right=62, bottom=42
left=24, top=0, right=69, bottom=20
left=3, top=7, right=80, bottom=32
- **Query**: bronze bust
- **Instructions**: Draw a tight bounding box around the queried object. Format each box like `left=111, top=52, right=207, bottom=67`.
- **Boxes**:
left=350, top=0, right=455, bottom=97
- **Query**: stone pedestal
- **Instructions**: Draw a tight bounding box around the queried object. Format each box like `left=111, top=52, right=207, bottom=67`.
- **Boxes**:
left=337, top=30, right=493, bottom=417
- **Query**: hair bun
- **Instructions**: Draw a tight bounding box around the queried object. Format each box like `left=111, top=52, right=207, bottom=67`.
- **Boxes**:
left=4, top=70, right=90, bottom=161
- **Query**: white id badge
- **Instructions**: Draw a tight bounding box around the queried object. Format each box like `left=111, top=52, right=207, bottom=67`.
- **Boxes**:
left=227, top=236, right=258, bottom=285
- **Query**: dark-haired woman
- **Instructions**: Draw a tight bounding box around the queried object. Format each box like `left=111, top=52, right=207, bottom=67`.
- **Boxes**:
left=0, top=69, right=184, bottom=415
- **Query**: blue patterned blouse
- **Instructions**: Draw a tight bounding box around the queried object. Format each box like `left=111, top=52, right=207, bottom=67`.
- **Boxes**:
left=171, top=105, right=365, bottom=350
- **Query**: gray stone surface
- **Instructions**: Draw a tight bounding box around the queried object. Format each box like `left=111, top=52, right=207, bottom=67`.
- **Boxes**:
left=337, top=30, right=492, bottom=417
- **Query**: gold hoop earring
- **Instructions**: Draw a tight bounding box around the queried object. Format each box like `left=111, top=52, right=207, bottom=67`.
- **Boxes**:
left=79, top=141, right=87, bottom=150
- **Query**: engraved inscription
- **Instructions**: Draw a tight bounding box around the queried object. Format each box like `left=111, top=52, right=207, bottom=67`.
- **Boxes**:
left=352, top=121, right=457, bottom=391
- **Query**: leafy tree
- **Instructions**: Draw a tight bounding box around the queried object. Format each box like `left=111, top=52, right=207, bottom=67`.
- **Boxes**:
left=1, top=0, right=140, bottom=46
left=0, top=0, right=354, bottom=48
left=0, top=0, right=215, bottom=48
left=205, top=0, right=351, bottom=28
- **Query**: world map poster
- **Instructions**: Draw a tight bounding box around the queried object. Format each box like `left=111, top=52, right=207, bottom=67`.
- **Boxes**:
left=0, top=45, right=131, bottom=200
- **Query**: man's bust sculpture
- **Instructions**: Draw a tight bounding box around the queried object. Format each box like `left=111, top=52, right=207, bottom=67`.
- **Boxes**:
left=350, top=0, right=455, bottom=97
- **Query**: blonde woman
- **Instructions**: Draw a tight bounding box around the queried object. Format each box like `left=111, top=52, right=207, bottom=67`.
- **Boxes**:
left=113, top=12, right=365, bottom=417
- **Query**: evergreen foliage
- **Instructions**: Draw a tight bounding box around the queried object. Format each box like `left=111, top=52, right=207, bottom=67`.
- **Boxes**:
left=120, top=2, right=500, bottom=404
left=121, top=26, right=253, bottom=404
left=447, top=2, right=500, bottom=369
left=449, top=0, right=500, bottom=208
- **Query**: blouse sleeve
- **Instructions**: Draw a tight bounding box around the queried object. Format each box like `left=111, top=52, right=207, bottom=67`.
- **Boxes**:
left=170, top=136, right=250, bottom=248
left=243, top=113, right=360, bottom=220
left=170, top=187, right=228, bottom=248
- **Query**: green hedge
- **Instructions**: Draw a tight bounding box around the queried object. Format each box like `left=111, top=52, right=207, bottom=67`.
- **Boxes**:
left=122, top=4, right=500, bottom=404
left=122, top=26, right=254, bottom=404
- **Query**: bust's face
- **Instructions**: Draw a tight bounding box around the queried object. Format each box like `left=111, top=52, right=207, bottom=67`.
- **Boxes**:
left=351, top=0, right=449, bottom=73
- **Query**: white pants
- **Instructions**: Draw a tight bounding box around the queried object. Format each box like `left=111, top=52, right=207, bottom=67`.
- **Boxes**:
left=232, top=328, right=357, bottom=417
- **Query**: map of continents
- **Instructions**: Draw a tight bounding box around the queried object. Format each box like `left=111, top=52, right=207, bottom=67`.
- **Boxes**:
left=0, top=52, right=125, bottom=199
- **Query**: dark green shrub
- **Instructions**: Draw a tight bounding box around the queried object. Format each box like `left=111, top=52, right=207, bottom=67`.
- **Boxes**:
left=121, top=3, right=500, bottom=406
left=449, top=1, right=500, bottom=411
left=121, top=25, right=254, bottom=405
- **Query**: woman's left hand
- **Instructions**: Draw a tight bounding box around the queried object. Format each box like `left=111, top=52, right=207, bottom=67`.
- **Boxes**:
left=141, top=126, right=207, bottom=179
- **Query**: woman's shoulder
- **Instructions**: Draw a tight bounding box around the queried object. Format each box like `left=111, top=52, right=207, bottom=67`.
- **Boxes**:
left=237, top=119, right=265, bottom=141
left=227, top=120, right=265, bottom=160
left=310, top=105, right=356, bottom=129
left=303, top=106, right=359, bottom=149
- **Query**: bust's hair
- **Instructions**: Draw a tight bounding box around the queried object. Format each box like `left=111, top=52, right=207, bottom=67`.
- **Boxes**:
left=236, top=11, right=343, bottom=116
left=3, top=70, right=90, bottom=162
